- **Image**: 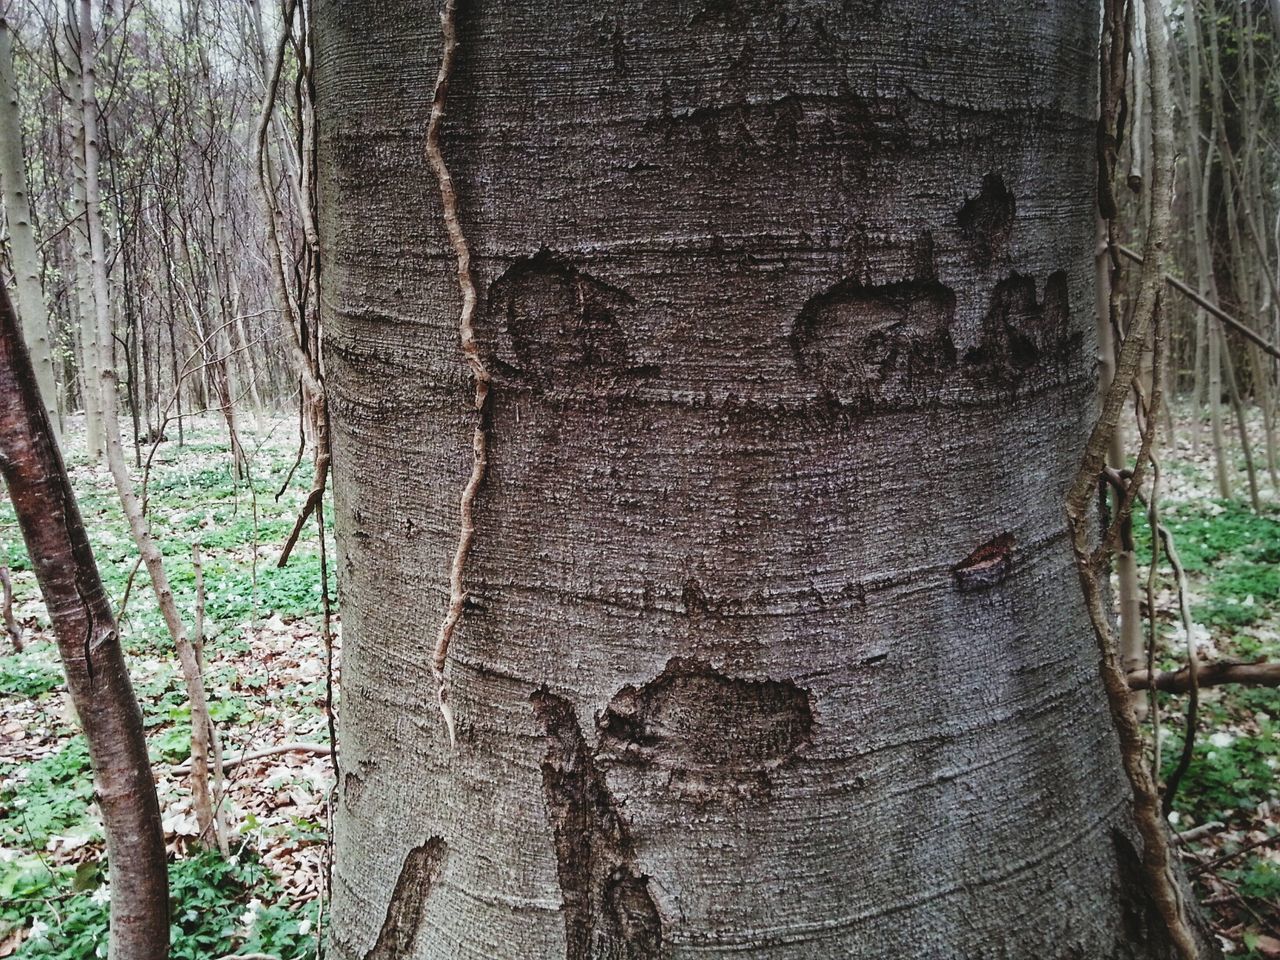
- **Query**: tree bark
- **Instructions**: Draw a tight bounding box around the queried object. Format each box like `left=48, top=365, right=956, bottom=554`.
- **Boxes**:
left=317, top=3, right=1207, bottom=957
left=0, top=282, right=168, bottom=960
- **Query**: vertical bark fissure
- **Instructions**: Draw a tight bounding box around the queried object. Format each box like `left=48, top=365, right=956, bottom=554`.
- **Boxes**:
left=532, top=689, right=662, bottom=960
left=425, top=0, right=491, bottom=746
left=363, top=837, right=449, bottom=960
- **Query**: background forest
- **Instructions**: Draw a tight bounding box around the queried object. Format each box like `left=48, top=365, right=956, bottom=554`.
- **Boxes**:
left=0, top=0, right=1279, bottom=957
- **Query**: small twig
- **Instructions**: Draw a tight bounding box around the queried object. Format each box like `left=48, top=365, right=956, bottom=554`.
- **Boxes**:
left=1144, top=458, right=1163, bottom=777
left=169, top=741, right=331, bottom=775
left=1157, top=513, right=1200, bottom=818
left=1189, top=832, right=1280, bottom=876
left=192, top=543, right=206, bottom=664
left=0, top=565, right=21, bottom=652
left=114, top=554, right=144, bottom=624
left=1172, top=821, right=1225, bottom=845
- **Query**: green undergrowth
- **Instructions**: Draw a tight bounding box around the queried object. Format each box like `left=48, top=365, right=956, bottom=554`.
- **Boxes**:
left=0, top=849, right=321, bottom=960
left=1130, top=474, right=1280, bottom=945
left=0, top=418, right=330, bottom=957
left=1134, top=497, right=1280, bottom=635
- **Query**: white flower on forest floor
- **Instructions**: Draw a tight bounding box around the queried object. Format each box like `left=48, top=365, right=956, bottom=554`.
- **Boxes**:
left=28, top=919, right=49, bottom=941
left=240, top=897, right=264, bottom=928
left=1208, top=731, right=1236, bottom=749
left=298, top=918, right=312, bottom=936
left=91, top=884, right=111, bottom=904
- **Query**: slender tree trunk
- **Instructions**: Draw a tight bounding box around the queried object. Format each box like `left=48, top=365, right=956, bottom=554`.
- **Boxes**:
left=0, top=282, right=169, bottom=960
left=0, top=17, right=60, bottom=440
left=77, top=0, right=222, bottom=848
left=317, top=3, right=1211, bottom=957
left=70, top=108, right=104, bottom=458
left=1097, top=220, right=1144, bottom=702
left=1210, top=322, right=1232, bottom=497
left=1223, top=346, right=1260, bottom=511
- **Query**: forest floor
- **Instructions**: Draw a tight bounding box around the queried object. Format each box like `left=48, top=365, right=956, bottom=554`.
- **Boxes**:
left=0, top=412, right=1277, bottom=958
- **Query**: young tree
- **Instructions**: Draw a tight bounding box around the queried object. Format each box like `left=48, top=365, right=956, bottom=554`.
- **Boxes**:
left=0, top=280, right=168, bottom=960
left=0, top=16, right=60, bottom=440
left=315, top=2, right=1212, bottom=956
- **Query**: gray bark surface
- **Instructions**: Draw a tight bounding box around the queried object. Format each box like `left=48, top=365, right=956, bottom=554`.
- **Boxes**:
left=316, top=2, right=1182, bottom=956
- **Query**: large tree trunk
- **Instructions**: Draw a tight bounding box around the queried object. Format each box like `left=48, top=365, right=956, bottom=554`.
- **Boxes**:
left=316, top=3, right=1196, bottom=957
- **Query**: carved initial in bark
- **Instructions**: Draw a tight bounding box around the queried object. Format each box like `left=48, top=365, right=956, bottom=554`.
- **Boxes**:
left=532, top=689, right=662, bottom=960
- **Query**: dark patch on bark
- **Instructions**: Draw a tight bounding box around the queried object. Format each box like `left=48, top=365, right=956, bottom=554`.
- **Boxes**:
left=681, top=578, right=708, bottom=616
left=1110, top=829, right=1182, bottom=960
left=483, top=250, right=651, bottom=392
left=792, top=277, right=957, bottom=410
left=364, top=837, right=448, bottom=960
left=531, top=689, right=663, bottom=960
left=963, top=271, right=1079, bottom=387
left=957, top=173, right=1016, bottom=265
left=597, top=658, right=814, bottom=798
left=610, top=24, right=629, bottom=77
left=650, top=86, right=907, bottom=166
left=342, top=771, right=365, bottom=809
left=953, top=533, right=1015, bottom=592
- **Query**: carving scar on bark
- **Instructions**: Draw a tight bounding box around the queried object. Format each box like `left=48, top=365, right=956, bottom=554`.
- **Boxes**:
left=363, top=837, right=449, bottom=960
left=597, top=658, right=814, bottom=792
left=531, top=689, right=663, bottom=960
left=530, top=662, right=815, bottom=955
left=957, top=172, right=1016, bottom=266
left=953, top=533, right=1016, bottom=592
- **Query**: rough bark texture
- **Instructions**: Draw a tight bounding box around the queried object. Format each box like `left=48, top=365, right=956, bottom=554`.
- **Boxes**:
left=0, top=283, right=169, bottom=960
left=317, top=2, right=1184, bottom=956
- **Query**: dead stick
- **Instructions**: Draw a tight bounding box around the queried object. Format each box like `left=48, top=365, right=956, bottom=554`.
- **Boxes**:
left=170, top=741, right=332, bottom=776
left=1117, top=244, right=1280, bottom=361
left=1128, top=660, right=1280, bottom=692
